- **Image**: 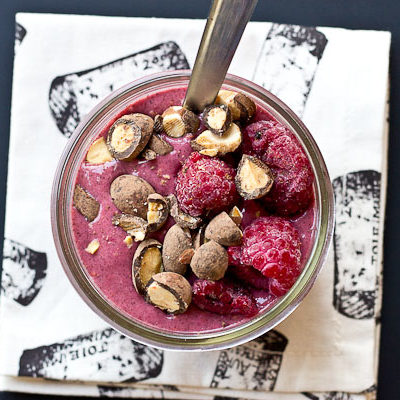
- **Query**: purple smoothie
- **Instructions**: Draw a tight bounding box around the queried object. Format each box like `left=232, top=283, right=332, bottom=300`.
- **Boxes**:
left=71, top=87, right=317, bottom=334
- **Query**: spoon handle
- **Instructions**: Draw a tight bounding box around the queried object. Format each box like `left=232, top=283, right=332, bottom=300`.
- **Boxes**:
left=183, top=0, right=258, bottom=112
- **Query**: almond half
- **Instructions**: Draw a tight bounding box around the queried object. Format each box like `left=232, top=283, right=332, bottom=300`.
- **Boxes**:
left=112, top=214, right=148, bottom=242
left=162, top=106, right=200, bottom=138
left=235, top=155, right=274, bottom=200
left=191, top=123, right=242, bottom=157
left=167, top=194, right=202, bottom=230
left=203, top=104, right=232, bottom=136
left=132, top=239, right=163, bottom=294
left=215, top=90, right=256, bottom=122
left=73, top=185, right=100, bottom=222
left=106, top=113, right=154, bottom=161
left=147, top=193, right=169, bottom=232
left=86, top=137, right=113, bottom=164
left=145, top=272, right=192, bottom=314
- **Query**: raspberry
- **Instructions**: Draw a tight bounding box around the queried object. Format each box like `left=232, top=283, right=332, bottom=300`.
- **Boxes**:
left=227, top=247, right=269, bottom=290
left=243, top=120, right=314, bottom=215
left=192, top=278, right=258, bottom=316
left=229, top=216, right=302, bottom=296
left=227, top=245, right=243, bottom=266
left=175, top=152, right=237, bottom=217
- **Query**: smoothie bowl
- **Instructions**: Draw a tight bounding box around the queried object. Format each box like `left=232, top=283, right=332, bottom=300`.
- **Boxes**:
left=51, top=71, right=334, bottom=351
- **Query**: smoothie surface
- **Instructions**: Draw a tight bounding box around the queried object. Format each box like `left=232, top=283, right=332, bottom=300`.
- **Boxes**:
left=71, top=87, right=317, bottom=333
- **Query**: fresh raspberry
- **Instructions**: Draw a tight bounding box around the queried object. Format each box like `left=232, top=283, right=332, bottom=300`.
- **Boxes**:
left=227, top=245, right=243, bottom=266
left=229, top=216, right=302, bottom=296
left=227, top=247, right=269, bottom=290
left=175, top=152, right=237, bottom=217
left=192, top=278, right=258, bottom=316
left=242, top=120, right=314, bottom=215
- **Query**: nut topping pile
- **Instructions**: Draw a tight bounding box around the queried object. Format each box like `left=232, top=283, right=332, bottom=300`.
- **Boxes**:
left=73, top=89, right=314, bottom=319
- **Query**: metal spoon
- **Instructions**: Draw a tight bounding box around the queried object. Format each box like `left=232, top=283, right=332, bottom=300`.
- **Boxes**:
left=183, top=0, right=258, bottom=112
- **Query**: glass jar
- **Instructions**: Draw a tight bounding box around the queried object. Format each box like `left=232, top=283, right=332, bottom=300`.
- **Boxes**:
left=51, top=71, right=334, bottom=351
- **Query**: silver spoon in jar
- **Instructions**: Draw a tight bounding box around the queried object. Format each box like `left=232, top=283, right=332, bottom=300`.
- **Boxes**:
left=183, top=0, right=258, bottom=112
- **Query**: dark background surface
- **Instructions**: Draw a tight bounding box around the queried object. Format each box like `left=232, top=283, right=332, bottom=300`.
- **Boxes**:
left=0, top=0, right=399, bottom=399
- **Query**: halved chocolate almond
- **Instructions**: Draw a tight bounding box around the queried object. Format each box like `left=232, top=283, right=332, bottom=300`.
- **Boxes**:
left=166, top=194, right=202, bottom=230
left=145, top=272, right=192, bottom=314
left=112, top=214, right=148, bottom=242
left=73, top=184, right=100, bottom=222
left=147, top=133, right=173, bottom=156
left=229, top=206, right=243, bottom=226
left=162, top=224, right=192, bottom=275
left=153, top=114, right=163, bottom=133
left=191, top=123, right=242, bottom=157
left=215, top=90, right=256, bottom=122
left=190, top=241, right=228, bottom=280
left=205, top=211, right=243, bottom=246
left=235, top=155, right=274, bottom=200
left=86, top=137, right=113, bottom=164
left=203, top=104, right=232, bottom=136
left=110, top=175, right=155, bottom=218
left=141, top=148, right=157, bottom=161
left=132, top=239, right=162, bottom=294
left=147, top=193, right=169, bottom=232
left=162, top=106, right=200, bottom=137
left=106, top=113, right=154, bottom=161
left=140, top=134, right=173, bottom=160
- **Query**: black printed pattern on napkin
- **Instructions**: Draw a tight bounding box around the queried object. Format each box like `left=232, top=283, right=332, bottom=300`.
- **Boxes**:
left=333, top=170, right=381, bottom=320
left=19, top=327, right=163, bottom=382
left=213, top=397, right=247, bottom=400
left=1, top=238, right=47, bottom=306
left=210, top=330, right=288, bottom=391
left=252, top=23, right=328, bottom=117
left=303, top=392, right=354, bottom=400
left=49, top=41, right=190, bottom=138
left=15, top=22, right=27, bottom=47
left=98, top=384, right=179, bottom=398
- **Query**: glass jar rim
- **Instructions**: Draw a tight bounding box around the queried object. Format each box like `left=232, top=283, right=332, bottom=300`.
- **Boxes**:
left=51, top=70, right=335, bottom=351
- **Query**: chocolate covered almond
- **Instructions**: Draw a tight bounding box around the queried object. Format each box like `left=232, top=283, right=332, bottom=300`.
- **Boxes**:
left=147, top=133, right=173, bottom=156
left=162, top=106, right=200, bottom=137
left=203, top=104, right=232, bottom=136
left=112, top=214, right=148, bottom=242
left=73, top=184, right=100, bottom=222
left=145, top=272, right=192, bottom=314
left=132, top=239, right=163, bottom=294
left=162, top=224, right=192, bottom=275
left=191, top=123, right=242, bottom=157
left=166, top=194, right=202, bottom=230
left=106, top=113, right=154, bottom=161
left=153, top=114, right=163, bottom=133
left=141, top=148, right=157, bottom=161
left=215, top=90, right=256, bottom=123
left=190, top=241, right=228, bottom=280
left=205, top=212, right=243, bottom=246
left=235, top=155, right=274, bottom=200
left=147, top=193, right=169, bottom=232
left=110, top=175, right=155, bottom=218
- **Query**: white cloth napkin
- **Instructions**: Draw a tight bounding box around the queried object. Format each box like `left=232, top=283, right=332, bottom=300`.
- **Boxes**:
left=0, top=13, right=390, bottom=400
